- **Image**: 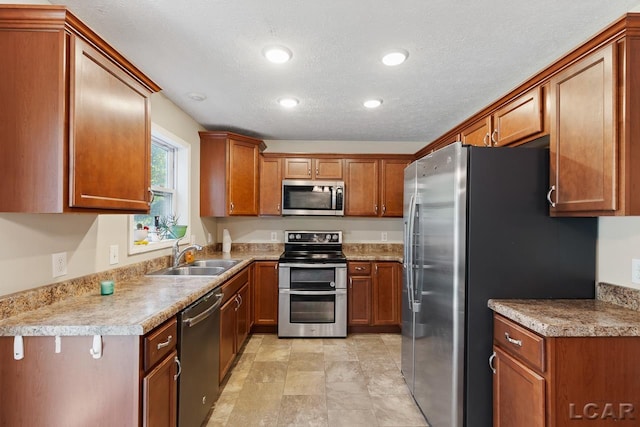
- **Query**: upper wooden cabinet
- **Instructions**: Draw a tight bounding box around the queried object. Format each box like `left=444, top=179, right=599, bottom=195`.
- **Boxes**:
left=283, top=157, right=343, bottom=179
left=200, top=131, right=265, bottom=217
left=345, top=158, right=410, bottom=217
left=549, top=44, right=617, bottom=216
left=460, top=87, right=543, bottom=148
left=259, top=156, right=282, bottom=215
left=0, top=5, right=160, bottom=213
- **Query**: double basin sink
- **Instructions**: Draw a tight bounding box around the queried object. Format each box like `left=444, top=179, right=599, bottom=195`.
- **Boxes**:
left=147, top=259, right=242, bottom=277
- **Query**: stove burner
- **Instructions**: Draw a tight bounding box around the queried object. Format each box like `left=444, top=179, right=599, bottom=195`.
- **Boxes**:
left=279, top=231, right=346, bottom=264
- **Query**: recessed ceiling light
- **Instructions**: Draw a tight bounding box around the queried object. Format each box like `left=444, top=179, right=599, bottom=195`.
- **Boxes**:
left=186, top=92, right=207, bottom=101
left=363, top=99, right=383, bottom=109
left=263, top=46, right=293, bottom=64
left=278, top=97, right=299, bottom=108
left=382, top=49, right=409, bottom=66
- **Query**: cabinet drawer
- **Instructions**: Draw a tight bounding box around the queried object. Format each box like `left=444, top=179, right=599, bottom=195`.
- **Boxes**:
left=493, top=314, right=544, bottom=372
left=349, top=262, right=371, bottom=276
left=221, top=268, right=249, bottom=306
left=144, top=317, right=177, bottom=371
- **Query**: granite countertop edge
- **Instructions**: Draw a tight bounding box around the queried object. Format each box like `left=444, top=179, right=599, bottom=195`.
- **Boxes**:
left=0, top=249, right=402, bottom=337
left=488, top=299, right=640, bottom=337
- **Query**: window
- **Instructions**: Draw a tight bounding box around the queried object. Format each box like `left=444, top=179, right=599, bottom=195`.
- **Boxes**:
left=129, top=123, right=190, bottom=254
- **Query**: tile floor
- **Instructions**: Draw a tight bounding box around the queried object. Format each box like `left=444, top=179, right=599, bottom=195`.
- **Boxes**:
left=206, top=333, right=428, bottom=427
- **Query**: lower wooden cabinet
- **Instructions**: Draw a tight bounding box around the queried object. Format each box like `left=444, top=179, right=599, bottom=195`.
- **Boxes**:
left=348, top=261, right=401, bottom=329
left=492, top=314, right=640, bottom=426
left=219, top=269, right=251, bottom=382
left=142, top=349, right=178, bottom=427
left=253, top=261, right=279, bottom=326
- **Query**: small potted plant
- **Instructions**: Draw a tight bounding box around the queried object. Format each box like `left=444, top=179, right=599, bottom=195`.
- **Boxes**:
left=157, top=214, right=187, bottom=240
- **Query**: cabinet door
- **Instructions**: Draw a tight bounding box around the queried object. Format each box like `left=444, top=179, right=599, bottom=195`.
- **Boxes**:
left=549, top=43, right=616, bottom=214
left=348, top=275, right=372, bottom=325
left=460, top=117, right=491, bottom=147
left=236, top=283, right=251, bottom=349
left=493, top=86, right=543, bottom=147
left=219, top=297, right=237, bottom=382
left=493, top=347, right=545, bottom=427
left=254, top=261, right=279, bottom=325
left=314, top=158, right=343, bottom=179
left=228, top=139, right=259, bottom=215
left=345, top=159, right=379, bottom=216
left=380, top=159, right=409, bottom=217
left=372, top=262, right=400, bottom=325
left=142, top=350, right=178, bottom=427
left=259, top=157, right=282, bottom=215
left=70, top=37, right=151, bottom=211
left=284, top=158, right=313, bottom=179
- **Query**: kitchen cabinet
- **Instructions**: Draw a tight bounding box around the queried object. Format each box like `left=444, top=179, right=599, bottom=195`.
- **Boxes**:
left=348, top=262, right=372, bottom=326
left=380, top=159, right=411, bottom=217
left=345, top=158, right=410, bottom=217
left=371, top=262, right=401, bottom=325
left=283, top=157, right=343, bottom=179
left=200, top=131, right=265, bottom=217
left=253, top=261, right=279, bottom=327
left=460, top=87, right=543, bottom=148
left=219, top=268, right=251, bottom=382
left=259, top=156, right=282, bottom=215
left=348, top=262, right=401, bottom=329
left=548, top=44, right=617, bottom=216
left=0, top=5, right=159, bottom=213
left=492, top=314, right=640, bottom=426
left=0, top=317, right=178, bottom=426
left=142, top=318, right=179, bottom=427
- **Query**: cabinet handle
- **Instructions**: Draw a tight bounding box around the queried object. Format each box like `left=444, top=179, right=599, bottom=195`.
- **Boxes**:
left=156, top=335, right=172, bottom=350
left=375, top=264, right=378, bottom=274
left=237, top=293, right=243, bottom=307
left=234, top=295, right=240, bottom=311
left=491, top=129, right=498, bottom=146
left=504, top=332, right=522, bottom=347
left=355, top=266, right=365, bottom=271
left=174, top=356, right=182, bottom=381
left=148, top=188, right=155, bottom=206
left=483, top=133, right=490, bottom=147
left=308, top=169, right=311, bottom=176
left=316, top=168, right=319, bottom=176
left=274, top=264, right=278, bottom=270
left=374, top=204, right=378, bottom=214
left=489, top=351, right=496, bottom=374
left=349, top=277, right=353, bottom=289
left=277, top=203, right=280, bottom=212
left=546, top=185, right=556, bottom=208
left=382, top=205, right=386, bottom=215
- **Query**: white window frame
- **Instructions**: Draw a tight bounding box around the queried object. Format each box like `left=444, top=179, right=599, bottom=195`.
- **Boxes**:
left=128, top=123, right=191, bottom=255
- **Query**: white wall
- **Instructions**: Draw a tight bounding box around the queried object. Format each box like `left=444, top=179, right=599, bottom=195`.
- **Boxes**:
left=597, top=217, right=640, bottom=290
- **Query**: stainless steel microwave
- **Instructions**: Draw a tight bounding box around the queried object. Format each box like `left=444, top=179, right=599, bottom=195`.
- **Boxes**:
left=281, top=180, right=344, bottom=216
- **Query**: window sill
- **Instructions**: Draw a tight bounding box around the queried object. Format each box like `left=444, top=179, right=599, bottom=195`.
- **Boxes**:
left=128, top=238, right=177, bottom=255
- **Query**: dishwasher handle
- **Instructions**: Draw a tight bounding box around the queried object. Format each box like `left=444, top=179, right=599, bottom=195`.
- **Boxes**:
left=183, top=293, right=224, bottom=328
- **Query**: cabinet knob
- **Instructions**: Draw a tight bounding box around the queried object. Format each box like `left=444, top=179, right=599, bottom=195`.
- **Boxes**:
left=546, top=185, right=556, bottom=208
left=491, top=129, right=499, bottom=146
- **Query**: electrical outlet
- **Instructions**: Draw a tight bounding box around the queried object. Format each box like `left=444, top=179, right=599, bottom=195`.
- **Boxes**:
left=270, top=232, right=278, bottom=242
left=52, top=252, right=67, bottom=278
left=109, top=245, right=119, bottom=265
left=632, top=259, right=640, bottom=284
left=381, top=232, right=388, bottom=242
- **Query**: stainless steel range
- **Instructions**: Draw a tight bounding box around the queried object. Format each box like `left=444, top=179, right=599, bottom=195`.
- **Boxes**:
left=278, top=231, right=347, bottom=338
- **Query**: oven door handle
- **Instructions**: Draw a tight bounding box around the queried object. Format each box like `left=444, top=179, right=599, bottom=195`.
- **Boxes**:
left=278, top=263, right=347, bottom=268
left=280, top=289, right=347, bottom=296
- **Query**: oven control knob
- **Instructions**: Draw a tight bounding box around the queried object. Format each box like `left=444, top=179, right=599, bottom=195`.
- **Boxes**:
left=332, top=234, right=338, bottom=240
left=325, top=234, right=331, bottom=241
left=329, top=281, right=336, bottom=288
left=296, top=234, right=301, bottom=239
left=289, top=233, right=295, bottom=240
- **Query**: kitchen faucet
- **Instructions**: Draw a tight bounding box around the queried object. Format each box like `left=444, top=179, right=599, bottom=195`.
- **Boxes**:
left=173, top=239, right=203, bottom=267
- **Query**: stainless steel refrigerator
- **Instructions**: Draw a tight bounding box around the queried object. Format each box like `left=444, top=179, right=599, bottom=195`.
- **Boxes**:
left=401, top=141, right=597, bottom=427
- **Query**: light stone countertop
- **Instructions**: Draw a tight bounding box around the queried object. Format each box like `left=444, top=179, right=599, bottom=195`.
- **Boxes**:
left=0, top=252, right=280, bottom=337
left=0, top=247, right=403, bottom=337
left=488, top=299, right=640, bottom=337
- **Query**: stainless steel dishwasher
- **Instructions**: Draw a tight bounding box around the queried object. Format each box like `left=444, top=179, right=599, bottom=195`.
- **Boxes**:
left=178, top=289, right=224, bottom=427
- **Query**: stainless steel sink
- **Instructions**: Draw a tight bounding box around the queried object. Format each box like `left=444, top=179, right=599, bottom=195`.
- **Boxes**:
left=147, top=259, right=242, bottom=277
left=189, top=259, right=241, bottom=269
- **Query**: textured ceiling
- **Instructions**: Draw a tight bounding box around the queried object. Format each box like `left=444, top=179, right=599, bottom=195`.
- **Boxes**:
left=51, top=0, right=640, bottom=143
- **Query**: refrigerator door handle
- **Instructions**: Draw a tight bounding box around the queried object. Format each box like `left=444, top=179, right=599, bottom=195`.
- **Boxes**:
left=405, top=194, right=417, bottom=310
